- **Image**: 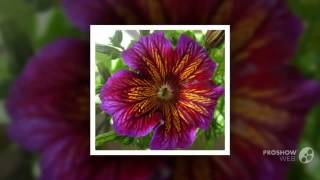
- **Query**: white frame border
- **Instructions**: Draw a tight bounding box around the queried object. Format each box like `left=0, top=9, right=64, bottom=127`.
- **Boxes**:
left=90, top=25, right=230, bottom=156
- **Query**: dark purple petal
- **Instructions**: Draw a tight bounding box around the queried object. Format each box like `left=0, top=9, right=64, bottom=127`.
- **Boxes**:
left=150, top=124, right=196, bottom=150
left=172, top=133, right=290, bottom=180
left=6, top=39, right=89, bottom=152
left=100, top=70, right=160, bottom=137
left=62, top=0, right=222, bottom=31
left=40, top=135, right=161, bottom=180
left=122, top=32, right=174, bottom=82
left=174, top=34, right=216, bottom=83
left=161, top=0, right=221, bottom=24
left=212, top=0, right=303, bottom=68
left=179, top=81, right=224, bottom=129
left=62, top=0, right=126, bottom=31
left=232, top=67, right=320, bottom=138
left=225, top=67, right=320, bottom=179
left=233, top=66, right=320, bottom=112
left=6, top=39, right=165, bottom=179
left=233, top=5, right=303, bottom=68
left=211, top=0, right=278, bottom=50
left=62, top=0, right=146, bottom=31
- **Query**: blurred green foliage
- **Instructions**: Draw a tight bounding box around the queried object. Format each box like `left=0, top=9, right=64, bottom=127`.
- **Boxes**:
left=288, top=0, right=320, bottom=179
left=0, top=1, right=81, bottom=98
left=0, top=0, right=35, bottom=86
left=35, top=7, right=81, bottom=49
left=290, top=0, right=320, bottom=80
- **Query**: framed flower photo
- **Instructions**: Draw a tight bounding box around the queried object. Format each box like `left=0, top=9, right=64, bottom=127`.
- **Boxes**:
left=90, top=25, right=230, bottom=155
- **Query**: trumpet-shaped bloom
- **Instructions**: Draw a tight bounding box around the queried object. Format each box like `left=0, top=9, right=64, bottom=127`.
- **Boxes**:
left=6, top=0, right=320, bottom=179
left=100, top=32, right=223, bottom=149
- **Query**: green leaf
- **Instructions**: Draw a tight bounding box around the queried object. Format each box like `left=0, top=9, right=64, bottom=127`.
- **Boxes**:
left=139, top=30, right=150, bottom=36
left=0, top=41, right=14, bottom=98
left=109, top=30, right=123, bottom=48
left=96, top=44, right=121, bottom=59
left=35, top=7, right=81, bottom=49
left=195, top=33, right=206, bottom=47
left=95, top=73, right=105, bottom=94
left=96, top=52, right=111, bottom=80
left=204, top=128, right=213, bottom=141
left=164, top=30, right=198, bottom=47
left=164, top=30, right=180, bottom=46
left=26, top=0, right=55, bottom=12
left=289, top=0, right=320, bottom=80
left=96, top=131, right=136, bottom=148
left=135, top=134, right=152, bottom=149
left=110, top=58, right=127, bottom=73
left=116, top=136, right=135, bottom=145
left=210, top=43, right=225, bottom=85
left=183, top=30, right=197, bottom=40
left=96, top=131, right=117, bottom=147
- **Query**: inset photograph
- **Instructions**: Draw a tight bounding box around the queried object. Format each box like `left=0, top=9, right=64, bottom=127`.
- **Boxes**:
left=90, top=25, right=230, bottom=155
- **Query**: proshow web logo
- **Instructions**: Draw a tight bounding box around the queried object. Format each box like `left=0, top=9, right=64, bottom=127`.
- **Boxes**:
left=262, top=146, right=315, bottom=164
left=299, top=147, right=314, bottom=164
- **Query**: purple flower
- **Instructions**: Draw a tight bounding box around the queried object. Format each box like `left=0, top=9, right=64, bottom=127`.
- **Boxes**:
left=61, top=0, right=320, bottom=178
left=6, top=0, right=320, bottom=179
left=6, top=39, right=164, bottom=180
left=99, top=32, right=223, bottom=149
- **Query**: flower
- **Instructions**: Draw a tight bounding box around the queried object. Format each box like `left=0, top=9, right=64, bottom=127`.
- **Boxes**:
left=99, top=32, right=223, bottom=149
left=6, top=0, right=320, bottom=179
left=61, top=0, right=320, bottom=178
left=6, top=39, right=164, bottom=180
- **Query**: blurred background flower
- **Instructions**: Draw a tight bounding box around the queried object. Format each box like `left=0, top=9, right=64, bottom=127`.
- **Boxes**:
left=0, top=0, right=319, bottom=180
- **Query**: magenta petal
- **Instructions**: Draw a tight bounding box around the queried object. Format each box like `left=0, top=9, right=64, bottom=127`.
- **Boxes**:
left=122, top=32, right=174, bottom=82
left=150, top=125, right=196, bottom=150
left=179, top=81, right=224, bottom=129
left=174, top=34, right=216, bottom=83
left=100, top=70, right=159, bottom=137
left=112, top=109, right=160, bottom=137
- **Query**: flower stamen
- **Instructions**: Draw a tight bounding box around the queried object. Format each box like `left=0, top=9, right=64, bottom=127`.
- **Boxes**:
left=157, top=84, right=173, bottom=100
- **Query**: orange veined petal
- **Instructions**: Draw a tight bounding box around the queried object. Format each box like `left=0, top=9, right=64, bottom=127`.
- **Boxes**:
left=173, top=34, right=216, bottom=83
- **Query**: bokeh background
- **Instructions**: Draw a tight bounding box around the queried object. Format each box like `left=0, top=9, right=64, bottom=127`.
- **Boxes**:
left=0, top=0, right=319, bottom=179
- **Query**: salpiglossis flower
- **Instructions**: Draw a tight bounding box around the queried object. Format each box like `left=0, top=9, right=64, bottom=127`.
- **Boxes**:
left=99, top=32, right=223, bottom=149
left=6, top=0, right=320, bottom=179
